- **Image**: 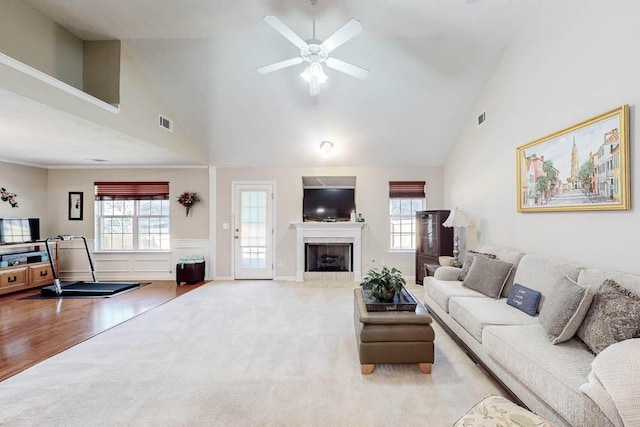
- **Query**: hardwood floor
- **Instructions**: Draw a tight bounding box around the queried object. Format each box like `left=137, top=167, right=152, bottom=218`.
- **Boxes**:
left=0, top=280, right=206, bottom=382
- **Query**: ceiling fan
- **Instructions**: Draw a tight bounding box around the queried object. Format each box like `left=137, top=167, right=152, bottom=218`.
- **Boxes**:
left=257, top=0, right=370, bottom=96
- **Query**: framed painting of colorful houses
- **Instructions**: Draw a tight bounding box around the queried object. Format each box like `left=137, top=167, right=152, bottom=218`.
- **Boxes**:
left=517, top=105, right=630, bottom=212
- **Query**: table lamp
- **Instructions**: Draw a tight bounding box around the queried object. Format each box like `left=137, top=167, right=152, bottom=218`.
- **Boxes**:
left=443, top=208, right=470, bottom=267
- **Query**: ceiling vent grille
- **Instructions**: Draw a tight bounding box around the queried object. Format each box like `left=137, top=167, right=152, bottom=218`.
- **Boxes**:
left=477, top=111, right=486, bottom=127
left=159, top=114, right=173, bottom=132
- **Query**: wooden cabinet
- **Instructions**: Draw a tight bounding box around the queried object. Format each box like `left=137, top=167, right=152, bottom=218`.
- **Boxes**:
left=415, top=210, right=453, bottom=285
left=0, top=267, right=28, bottom=294
left=0, top=242, right=58, bottom=295
left=29, top=263, right=55, bottom=287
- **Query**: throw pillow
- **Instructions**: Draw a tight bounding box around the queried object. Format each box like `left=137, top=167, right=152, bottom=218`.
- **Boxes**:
left=577, top=279, right=640, bottom=354
left=539, top=275, right=593, bottom=344
left=462, top=256, right=513, bottom=299
left=506, top=283, right=541, bottom=316
left=458, top=250, right=497, bottom=281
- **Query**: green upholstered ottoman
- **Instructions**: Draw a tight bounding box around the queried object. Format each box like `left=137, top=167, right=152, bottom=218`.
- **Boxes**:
left=353, top=288, right=435, bottom=375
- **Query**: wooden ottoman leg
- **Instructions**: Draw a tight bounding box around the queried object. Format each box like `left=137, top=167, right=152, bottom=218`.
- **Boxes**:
left=361, top=364, right=375, bottom=375
left=419, top=363, right=432, bottom=374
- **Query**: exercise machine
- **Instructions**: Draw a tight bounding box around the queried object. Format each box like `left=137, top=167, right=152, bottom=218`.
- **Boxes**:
left=40, top=235, right=141, bottom=297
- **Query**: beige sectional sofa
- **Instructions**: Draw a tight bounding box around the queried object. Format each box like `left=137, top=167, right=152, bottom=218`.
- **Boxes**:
left=423, top=244, right=640, bottom=427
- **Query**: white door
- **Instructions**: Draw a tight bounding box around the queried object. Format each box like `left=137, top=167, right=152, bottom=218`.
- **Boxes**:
left=233, top=183, right=274, bottom=279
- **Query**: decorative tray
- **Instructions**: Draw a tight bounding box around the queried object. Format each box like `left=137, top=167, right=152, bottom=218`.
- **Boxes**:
left=361, top=287, right=418, bottom=312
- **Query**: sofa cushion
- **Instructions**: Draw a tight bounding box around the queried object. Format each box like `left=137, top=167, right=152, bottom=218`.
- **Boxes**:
left=580, top=371, right=625, bottom=427
left=462, top=256, right=514, bottom=299
left=539, top=275, right=593, bottom=344
left=577, top=279, right=640, bottom=354
left=581, top=338, right=640, bottom=426
left=423, top=277, right=485, bottom=313
left=578, top=268, right=640, bottom=296
left=483, top=324, right=596, bottom=426
left=511, top=254, right=581, bottom=311
left=433, top=266, right=463, bottom=281
left=478, top=244, right=526, bottom=297
left=506, top=283, right=541, bottom=316
left=458, top=250, right=496, bottom=281
left=448, top=296, right=539, bottom=342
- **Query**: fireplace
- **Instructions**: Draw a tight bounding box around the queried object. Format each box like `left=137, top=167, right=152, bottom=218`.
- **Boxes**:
left=305, top=243, right=353, bottom=272
left=294, top=222, right=365, bottom=281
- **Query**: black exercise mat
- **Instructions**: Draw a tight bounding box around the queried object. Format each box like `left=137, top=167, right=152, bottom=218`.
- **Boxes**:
left=21, top=282, right=151, bottom=299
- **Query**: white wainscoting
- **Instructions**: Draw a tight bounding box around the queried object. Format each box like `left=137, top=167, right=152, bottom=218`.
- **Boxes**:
left=58, top=239, right=210, bottom=282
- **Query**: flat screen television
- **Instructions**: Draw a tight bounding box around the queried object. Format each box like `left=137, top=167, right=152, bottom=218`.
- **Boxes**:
left=303, top=189, right=355, bottom=222
left=0, top=218, right=40, bottom=244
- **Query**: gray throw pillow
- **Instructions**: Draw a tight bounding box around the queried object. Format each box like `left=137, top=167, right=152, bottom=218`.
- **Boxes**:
left=462, top=256, right=513, bottom=299
left=458, top=250, right=497, bottom=281
left=539, top=275, right=593, bottom=344
left=577, top=279, right=640, bottom=354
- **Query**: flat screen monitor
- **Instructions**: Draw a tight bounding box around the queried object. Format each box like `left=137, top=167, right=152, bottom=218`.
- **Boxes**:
left=0, top=218, right=40, bottom=244
left=303, top=189, right=355, bottom=222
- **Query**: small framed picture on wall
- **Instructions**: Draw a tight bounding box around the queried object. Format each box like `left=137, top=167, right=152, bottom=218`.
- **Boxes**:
left=68, top=192, right=83, bottom=221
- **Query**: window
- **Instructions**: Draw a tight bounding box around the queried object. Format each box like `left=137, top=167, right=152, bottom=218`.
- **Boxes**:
left=95, top=182, right=170, bottom=251
left=389, top=181, right=426, bottom=250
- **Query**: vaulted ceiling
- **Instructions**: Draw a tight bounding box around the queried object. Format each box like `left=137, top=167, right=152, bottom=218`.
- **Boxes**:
left=11, top=0, right=540, bottom=168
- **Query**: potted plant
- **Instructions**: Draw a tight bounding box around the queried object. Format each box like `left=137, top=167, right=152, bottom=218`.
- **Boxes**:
left=360, top=266, right=406, bottom=302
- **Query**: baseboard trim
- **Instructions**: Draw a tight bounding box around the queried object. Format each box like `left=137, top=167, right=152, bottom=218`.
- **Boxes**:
left=214, top=276, right=233, bottom=281
left=274, top=276, right=296, bottom=281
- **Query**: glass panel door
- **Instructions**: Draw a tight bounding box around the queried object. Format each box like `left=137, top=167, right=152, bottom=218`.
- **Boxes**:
left=233, top=183, right=274, bottom=279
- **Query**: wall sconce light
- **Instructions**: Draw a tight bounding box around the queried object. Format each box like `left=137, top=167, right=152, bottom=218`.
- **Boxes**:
left=320, top=141, right=334, bottom=159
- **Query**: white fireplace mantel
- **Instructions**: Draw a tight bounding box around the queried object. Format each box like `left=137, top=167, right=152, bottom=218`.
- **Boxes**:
left=294, top=222, right=366, bottom=281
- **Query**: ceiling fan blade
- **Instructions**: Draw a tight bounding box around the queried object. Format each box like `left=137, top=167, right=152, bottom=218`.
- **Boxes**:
left=325, top=58, right=370, bottom=80
left=321, top=18, right=363, bottom=53
left=257, top=57, right=304, bottom=74
left=263, top=15, right=308, bottom=49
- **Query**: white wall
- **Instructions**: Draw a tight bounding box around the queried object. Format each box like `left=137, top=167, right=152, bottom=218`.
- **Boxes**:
left=444, top=0, right=640, bottom=273
left=0, top=0, right=83, bottom=89
left=46, top=167, right=210, bottom=281
left=47, top=168, right=209, bottom=239
left=0, top=161, right=49, bottom=231
left=0, top=1, right=204, bottom=164
left=215, top=166, right=444, bottom=279
left=0, top=164, right=211, bottom=281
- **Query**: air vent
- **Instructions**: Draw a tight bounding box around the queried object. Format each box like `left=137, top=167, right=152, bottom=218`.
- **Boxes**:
left=159, top=114, right=173, bottom=132
left=477, top=111, right=486, bottom=127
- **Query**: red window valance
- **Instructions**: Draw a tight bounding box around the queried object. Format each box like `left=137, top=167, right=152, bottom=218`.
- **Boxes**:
left=94, top=181, right=169, bottom=200
left=389, top=181, right=426, bottom=198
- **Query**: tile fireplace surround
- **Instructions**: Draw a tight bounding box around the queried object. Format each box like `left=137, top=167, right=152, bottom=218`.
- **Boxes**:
left=294, top=222, right=365, bottom=281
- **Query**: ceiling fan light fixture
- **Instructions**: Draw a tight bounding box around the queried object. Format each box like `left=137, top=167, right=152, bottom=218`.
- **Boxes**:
left=320, top=140, right=334, bottom=158
left=258, top=0, right=369, bottom=96
left=301, top=63, right=328, bottom=96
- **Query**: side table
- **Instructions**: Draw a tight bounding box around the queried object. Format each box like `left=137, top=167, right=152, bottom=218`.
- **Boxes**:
left=424, top=263, right=440, bottom=278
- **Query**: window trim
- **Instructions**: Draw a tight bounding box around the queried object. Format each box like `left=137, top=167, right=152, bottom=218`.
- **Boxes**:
left=389, top=197, right=425, bottom=251
left=95, top=199, right=170, bottom=252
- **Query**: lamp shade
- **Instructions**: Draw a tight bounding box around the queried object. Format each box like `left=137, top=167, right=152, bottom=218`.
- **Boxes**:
left=443, top=208, right=470, bottom=228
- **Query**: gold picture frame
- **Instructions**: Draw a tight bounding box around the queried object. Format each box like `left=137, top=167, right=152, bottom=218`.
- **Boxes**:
left=517, top=105, right=630, bottom=212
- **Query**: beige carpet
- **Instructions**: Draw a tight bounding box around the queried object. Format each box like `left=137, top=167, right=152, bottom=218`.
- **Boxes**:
left=0, top=281, right=503, bottom=426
